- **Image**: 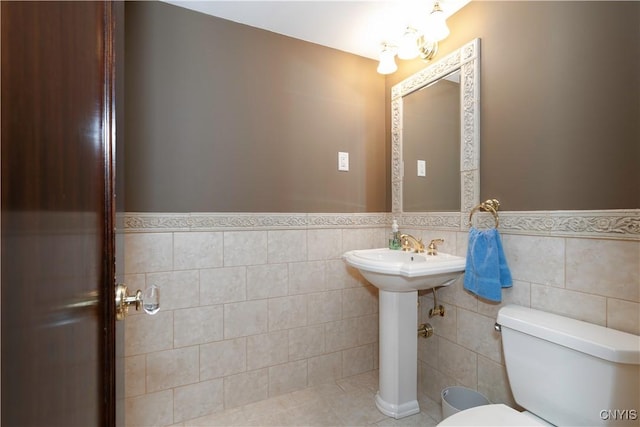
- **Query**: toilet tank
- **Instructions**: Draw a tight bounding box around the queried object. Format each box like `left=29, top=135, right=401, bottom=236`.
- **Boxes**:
left=497, top=305, right=640, bottom=426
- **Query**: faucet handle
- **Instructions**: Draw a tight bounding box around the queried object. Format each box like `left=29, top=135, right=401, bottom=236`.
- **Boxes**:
left=427, top=239, right=445, bottom=256
left=400, top=235, right=412, bottom=252
left=400, top=233, right=425, bottom=253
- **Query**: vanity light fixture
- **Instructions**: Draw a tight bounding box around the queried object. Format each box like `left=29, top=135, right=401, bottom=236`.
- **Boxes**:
left=424, top=0, right=450, bottom=42
left=377, top=43, right=398, bottom=75
left=377, top=0, right=451, bottom=74
left=397, top=27, right=420, bottom=60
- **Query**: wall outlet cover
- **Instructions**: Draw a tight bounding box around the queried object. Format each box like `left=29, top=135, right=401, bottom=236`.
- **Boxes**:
left=338, top=152, right=349, bottom=171
left=417, top=160, right=426, bottom=177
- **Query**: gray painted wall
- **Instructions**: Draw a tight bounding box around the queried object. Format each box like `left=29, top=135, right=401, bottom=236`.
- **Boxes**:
left=125, top=1, right=387, bottom=212
left=127, top=1, right=639, bottom=213
left=389, top=1, right=640, bottom=211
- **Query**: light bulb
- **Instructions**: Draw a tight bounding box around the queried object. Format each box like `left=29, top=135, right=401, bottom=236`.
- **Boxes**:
left=424, top=1, right=450, bottom=42
left=377, top=45, right=397, bottom=74
left=397, top=27, right=420, bottom=60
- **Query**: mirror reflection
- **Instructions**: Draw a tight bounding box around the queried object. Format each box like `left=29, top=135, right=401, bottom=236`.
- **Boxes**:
left=403, top=70, right=460, bottom=212
left=391, top=38, right=480, bottom=218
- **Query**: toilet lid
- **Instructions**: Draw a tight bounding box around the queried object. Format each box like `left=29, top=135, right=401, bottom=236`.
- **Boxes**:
left=437, top=404, right=547, bottom=426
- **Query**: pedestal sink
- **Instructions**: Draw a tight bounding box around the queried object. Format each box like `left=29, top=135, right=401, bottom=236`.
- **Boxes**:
left=343, top=248, right=466, bottom=419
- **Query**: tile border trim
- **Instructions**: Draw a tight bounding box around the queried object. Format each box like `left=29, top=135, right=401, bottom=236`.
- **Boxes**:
left=122, top=212, right=391, bottom=232
left=492, top=209, right=639, bottom=240
left=123, top=210, right=639, bottom=240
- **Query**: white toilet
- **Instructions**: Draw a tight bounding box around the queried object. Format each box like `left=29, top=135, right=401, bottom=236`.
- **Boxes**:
left=439, top=305, right=640, bottom=426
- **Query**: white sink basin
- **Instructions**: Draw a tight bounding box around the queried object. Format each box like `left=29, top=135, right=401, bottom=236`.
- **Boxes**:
left=343, top=247, right=467, bottom=418
left=343, top=248, right=465, bottom=292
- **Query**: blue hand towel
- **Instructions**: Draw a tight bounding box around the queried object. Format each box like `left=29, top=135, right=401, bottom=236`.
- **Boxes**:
left=463, top=227, right=512, bottom=302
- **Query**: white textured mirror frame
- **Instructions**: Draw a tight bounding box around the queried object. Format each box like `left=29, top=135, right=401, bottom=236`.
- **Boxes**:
left=391, top=38, right=480, bottom=230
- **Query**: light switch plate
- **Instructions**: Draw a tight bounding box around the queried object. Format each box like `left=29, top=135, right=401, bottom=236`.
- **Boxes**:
left=417, top=160, right=426, bottom=177
left=338, top=152, right=349, bottom=171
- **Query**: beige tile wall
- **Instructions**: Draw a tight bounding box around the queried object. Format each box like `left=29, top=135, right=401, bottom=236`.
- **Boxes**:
left=123, top=224, right=385, bottom=426
left=122, top=212, right=639, bottom=426
left=412, top=227, right=640, bottom=407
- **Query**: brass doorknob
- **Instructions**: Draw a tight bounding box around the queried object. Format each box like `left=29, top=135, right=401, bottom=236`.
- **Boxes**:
left=115, top=284, right=160, bottom=321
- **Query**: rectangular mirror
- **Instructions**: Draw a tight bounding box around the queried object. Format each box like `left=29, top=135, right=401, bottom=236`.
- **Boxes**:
left=392, top=38, right=480, bottom=226
left=403, top=70, right=461, bottom=212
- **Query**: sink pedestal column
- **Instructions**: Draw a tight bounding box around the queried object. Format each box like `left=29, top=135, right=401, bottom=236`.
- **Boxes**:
left=375, top=289, right=420, bottom=419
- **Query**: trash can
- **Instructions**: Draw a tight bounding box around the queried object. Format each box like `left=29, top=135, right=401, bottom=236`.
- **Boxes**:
left=441, top=386, right=490, bottom=419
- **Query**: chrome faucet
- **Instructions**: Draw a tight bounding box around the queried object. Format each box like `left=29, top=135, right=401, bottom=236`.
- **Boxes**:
left=427, top=238, right=445, bottom=256
left=400, top=233, right=425, bottom=253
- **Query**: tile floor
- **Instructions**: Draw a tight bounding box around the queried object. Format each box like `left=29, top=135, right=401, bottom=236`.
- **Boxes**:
left=177, top=371, right=443, bottom=427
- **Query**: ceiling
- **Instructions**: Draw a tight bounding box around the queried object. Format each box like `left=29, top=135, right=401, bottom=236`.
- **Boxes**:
left=161, top=0, right=471, bottom=60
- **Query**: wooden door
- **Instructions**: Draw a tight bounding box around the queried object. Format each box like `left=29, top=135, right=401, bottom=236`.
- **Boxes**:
left=1, top=1, right=118, bottom=425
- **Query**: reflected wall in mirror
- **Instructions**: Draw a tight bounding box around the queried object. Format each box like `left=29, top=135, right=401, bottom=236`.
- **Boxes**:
left=403, top=70, right=460, bottom=212
left=392, top=38, right=480, bottom=224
